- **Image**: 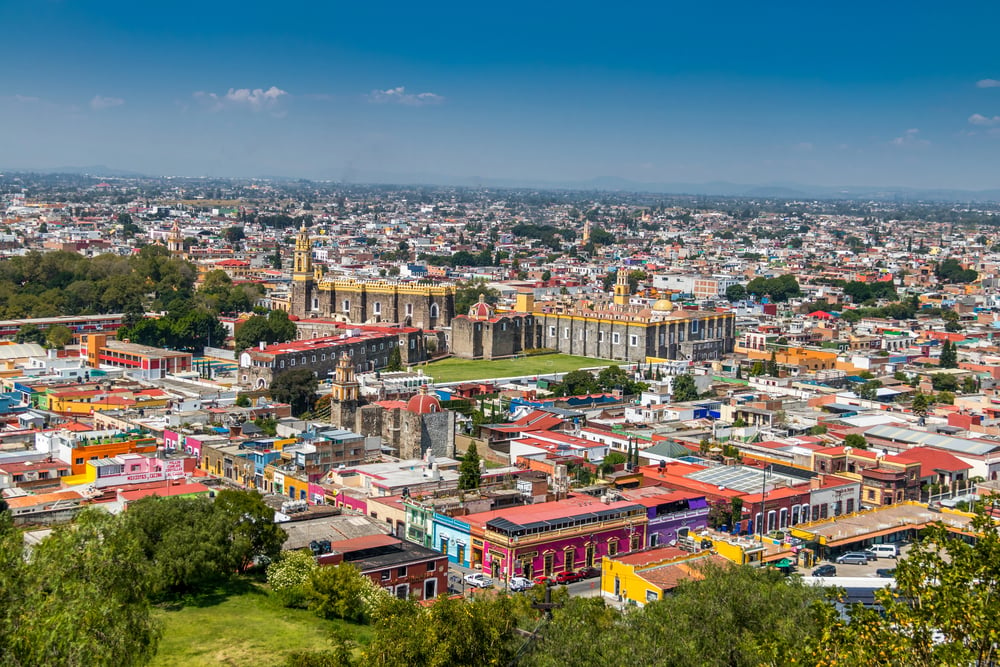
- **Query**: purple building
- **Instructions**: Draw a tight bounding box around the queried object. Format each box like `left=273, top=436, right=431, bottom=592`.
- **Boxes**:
left=623, top=488, right=710, bottom=548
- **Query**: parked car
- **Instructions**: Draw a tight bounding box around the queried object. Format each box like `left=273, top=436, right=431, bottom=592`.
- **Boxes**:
left=577, top=566, right=601, bottom=579
left=508, top=576, right=533, bottom=592
left=532, top=575, right=555, bottom=587
left=464, top=573, right=493, bottom=588
left=870, top=544, right=899, bottom=559
left=555, top=570, right=584, bottom=584
left=862, top=549, right=878, bottom=561
left=836, top=552, right=871, bottom=566
left=812, top=564, right=837, bottom=577
left=876, top=568, right=897, bottom=578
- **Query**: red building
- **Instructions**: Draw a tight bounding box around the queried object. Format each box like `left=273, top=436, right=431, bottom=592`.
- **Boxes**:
left=318, top=534, right=448, bottom=601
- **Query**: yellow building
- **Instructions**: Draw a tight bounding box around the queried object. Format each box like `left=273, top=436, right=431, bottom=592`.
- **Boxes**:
left=601, top=547, right=730, bottom=606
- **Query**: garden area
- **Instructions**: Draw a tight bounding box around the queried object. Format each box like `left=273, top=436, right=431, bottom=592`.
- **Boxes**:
left=419, top=353, right=613, bottom=383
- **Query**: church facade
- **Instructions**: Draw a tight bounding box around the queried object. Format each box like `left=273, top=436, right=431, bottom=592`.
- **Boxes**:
left=289, top=227, right=454, bottom=329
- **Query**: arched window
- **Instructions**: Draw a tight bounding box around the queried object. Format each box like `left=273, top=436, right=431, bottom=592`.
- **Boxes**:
left=430, top=303, right=439, bottom=318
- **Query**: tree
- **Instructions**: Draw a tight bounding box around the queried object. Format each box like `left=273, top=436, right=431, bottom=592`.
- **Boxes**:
left=307, top=563, right=370, bottom=622
left=857, top=380, right=883, bottom=401
left=386, top=346, right=403, bottom=372
left=599, top=452, right=627, bottom=476
left=810, top=424, right=828, bottom=435
left=844, top=433, right=868, bottom=450
left=458, top=442, right=482, bottom=490
left=766, top=350, right=779, bottom=377
left=911, top=392, right=931, bottom=416
left=223, top=226, right=246, bottom=246
left=597, top=365, right=645, bottom=395
left=0, top=508, right=160, bottom=667
left=939, top=339, right=958, bottom=368
left=931, top=373, right=959, bottom=392
left=671, top=374, right=699, bottom=402
left=267, top=550, right=318, bottom=608
left=214, top=488, right=285, bottom=572
left=235, top=310, right=298, bottom=354
left=810, top=501, right=1000, bottom=667
left=454, top=279, right=501, bottom=315
left=270, top=369, right=318, bottom=416
left=725, top=283, right=747, bottom=302
left=14, top=323, right=45, bottom=345
left=45, top=324, right=74, bottom=349
left=556, top=369, right=598, bottom=396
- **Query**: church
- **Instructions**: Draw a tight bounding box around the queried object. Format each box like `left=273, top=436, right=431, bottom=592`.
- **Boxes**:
left=451, top=271, right=736, bottom=363
left=289, top=226, right=454, bottom=329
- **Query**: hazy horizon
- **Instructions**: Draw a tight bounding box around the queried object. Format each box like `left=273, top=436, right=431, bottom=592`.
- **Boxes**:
left=4, top=1, right=1000, bottom=191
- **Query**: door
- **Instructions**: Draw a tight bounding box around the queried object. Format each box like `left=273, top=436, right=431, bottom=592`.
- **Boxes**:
left=456, top=545, right=465, bottom=566
left=543, top=553, right=554, bottom=576
left=585, top=544, right=595, bottom=568
left=423, top=578, right=437, bottom=600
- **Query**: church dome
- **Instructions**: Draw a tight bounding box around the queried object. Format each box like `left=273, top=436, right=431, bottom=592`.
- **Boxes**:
left=468, top=293, right=494, bottom=320
left=406, top=385, right=441, bottom=414
left=652, top=299, right=675, bottom=312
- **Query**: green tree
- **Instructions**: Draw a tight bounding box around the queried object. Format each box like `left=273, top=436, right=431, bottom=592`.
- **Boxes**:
left=14, top=323, right=45, bottom=345
left=45, top=324, right=74, bottom=349
left=844, top=433, right=868, bottom=450
left=453, top=279, right=501, bottom=315
left=223, top=226, right=246, bottom=246
left=267, top=550, right=318, bottom=608
left=931, top=373, right=959, bottom=392
left=939, top=339, right=958, bottom=368
left=599, top=451, right=627, bottom=476
left=307, top=563, right=369, bottom=622
left=386, top=346, right=403, bottom=372
left=725, top=283, right=747, bottom=302
left=911, top=392, right=931, bottom=416
left=857, top=380, right=883, bottom=401
left=0, top=509, right=161, bottom=666
left=458, top=442, right=482, bottom=490
left=270, top=368, right=319, bottom=416
left=214, top=488, right=286, bottom=572
left=671, top=374, right=699, bottom=402
left=556, top=369, right=598, bottom=396
left=766, top=350, right=779, bottom=377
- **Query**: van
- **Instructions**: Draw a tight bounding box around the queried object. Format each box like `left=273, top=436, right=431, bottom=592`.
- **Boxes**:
left=870, top=544, right=898, bottom=558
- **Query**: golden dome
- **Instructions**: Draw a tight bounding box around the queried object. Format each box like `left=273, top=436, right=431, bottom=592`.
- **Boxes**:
left=652, top=299, right=675, bottom=312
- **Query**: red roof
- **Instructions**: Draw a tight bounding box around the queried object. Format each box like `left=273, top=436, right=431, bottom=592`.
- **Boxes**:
left=894, top=446, right=972, bottom=477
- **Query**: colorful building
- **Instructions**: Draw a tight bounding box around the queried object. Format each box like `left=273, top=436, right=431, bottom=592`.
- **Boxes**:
left=462, top=495, right=648, bottom=580
left=601, top=546, right=729, bottom=606
left=83, top=333, right=192, bottom=379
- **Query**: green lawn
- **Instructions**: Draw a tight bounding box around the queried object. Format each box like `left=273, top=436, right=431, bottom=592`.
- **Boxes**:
left=419, top=353, right=613, bottom=383
left=152, top=578, right=371, bottom=667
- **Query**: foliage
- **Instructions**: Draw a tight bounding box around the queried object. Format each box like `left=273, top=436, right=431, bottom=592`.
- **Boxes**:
left=45, top=324, right=74, bottom=349
left=809, top=501, right=1000, bottom=667
left=602, top=269, right=647, bottom=293
left=725, top=283, right=747, bottom=302
left=267, top=550, right=318, bottom=608
left=458, top=442, right=483, bottom=490
left=911, top=392, right=931, bottom=416
left=197, top=269, right=262, bottom=314
left=453, top=279, right=502, bottom=316
left=363, top=594, right=519, bottom=667
left=270, top=368, right=319, bottom=416
left=671, top=373, right=699, bottom=402
left=856, top=379, right=883, bottom=401
left=307, top=563, right=370, bottom=623
left=14, top=323, right=45, bottom=344
left=554, top=369, right=598, bottom=396
left=844, top=433, right=868, bottom=450
left=235, top=310, right=298, bottom=354
left=809, top=424, right=828, bottom=435
left=119, top=305, right=227, bottom=355
left=386, top=346, right=403, bottom=372
left=511, top=222, right=575, bottom=250
left=599, top=451, right=627, bottom=476
left=745, top=274, right=801, bottom=302
left=842, top=279, right=897, bottom=303
left=931, top=372, right=959, bottom=392
left=597, top=364, right=646, bottom=395
left=939, top=339, right=958, bottom=368
left=935, top=257, right=978, bottom=284
left=214, top=488, right=286, bottom=572
left=0, top=508, right=160, bottom=667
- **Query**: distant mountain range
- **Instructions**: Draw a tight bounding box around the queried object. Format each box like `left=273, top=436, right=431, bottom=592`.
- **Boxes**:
left=5, top=165, right=1000, bottom=203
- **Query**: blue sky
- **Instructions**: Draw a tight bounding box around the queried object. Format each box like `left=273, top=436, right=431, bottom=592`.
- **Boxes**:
left=3, top=0, right=1000, bottom=189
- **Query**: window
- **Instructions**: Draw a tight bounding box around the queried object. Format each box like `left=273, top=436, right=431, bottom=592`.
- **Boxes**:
left=397, top=566, right=407, bottom=577
left=312, top=355, right=316, bottom=362
left=629, top=335, right=638, bottom=347
left=598, top=331, right=605, bottom=342
left=301, top=356, right=306, bottom=365
left=405, top=303, right=413, bottom=316
left=75, top=457, right=84, bottom=465
left=691, top=320, right=699, bottom=334
left=612, top=333, right=621, bottom=344
left=646, top=590, right=659, bottom=603
left=427, top=561, right=435, bottom=572
left=430, top=304, right=439, bottom=318
left=563, top=327, right=570, bottom=339
left=846, top=498, right=855, bottom=513
left=343, top=299, right=350, bottom=312
left=395, top=584, right=409, bottom=599
left=374, top=302, right=382, bottom=316
left=549, top=326, right=556, bottom=337
left=608, top=539, right=618, bottom=557
left=321, top=354, right=326, bottom=361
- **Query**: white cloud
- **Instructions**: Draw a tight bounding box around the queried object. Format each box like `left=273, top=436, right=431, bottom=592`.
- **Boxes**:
left=890, top=128, right=929, bottom=147
left=194, top=86, right=288, bottom=112
left=367, top=86, right=444, bottom=106
left=90, top=95, right=124, bottom=110
left=969, top=113, right=1000, bottom=126
left=977, top=79, right=1000, bottom=88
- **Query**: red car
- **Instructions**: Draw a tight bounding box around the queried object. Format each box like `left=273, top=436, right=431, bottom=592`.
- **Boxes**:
left=555, top=570, right=584, bottom=584
left=532, top=575, right=555, bottom=587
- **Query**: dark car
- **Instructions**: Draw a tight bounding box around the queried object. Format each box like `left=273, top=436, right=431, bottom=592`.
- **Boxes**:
left=876, top=568, right=897, bottom=578
left=812, top=564, right=837, bottom=577
left=555, top=570, right=584, bottom=584
left=577, top=566, right=601, bottom=579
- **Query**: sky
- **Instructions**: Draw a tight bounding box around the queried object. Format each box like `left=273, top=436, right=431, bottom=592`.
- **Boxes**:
left=3, top=0, right=1000, bottom=190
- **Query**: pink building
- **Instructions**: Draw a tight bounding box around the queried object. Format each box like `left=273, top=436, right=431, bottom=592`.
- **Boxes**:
left=462, top=496, right=648, bottom=580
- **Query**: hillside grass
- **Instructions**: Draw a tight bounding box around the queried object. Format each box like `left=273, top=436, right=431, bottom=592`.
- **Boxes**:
left=152, top=578, right=371, bottom=667
left=419, top=353, right=613, bottom=383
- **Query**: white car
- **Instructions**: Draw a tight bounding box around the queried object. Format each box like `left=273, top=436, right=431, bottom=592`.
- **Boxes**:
left=508, top=576, right=533, bottom=592
left=464, top=573, right=493, bottom=588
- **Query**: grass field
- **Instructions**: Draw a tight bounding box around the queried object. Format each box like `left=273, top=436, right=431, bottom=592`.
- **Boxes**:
left=152, top=578, right=371, bottom=667
left=418, top=353, right=613, bottom=383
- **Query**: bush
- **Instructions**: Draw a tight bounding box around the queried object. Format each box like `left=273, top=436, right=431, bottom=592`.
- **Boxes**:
left=267, top=550, right=317, bottom=608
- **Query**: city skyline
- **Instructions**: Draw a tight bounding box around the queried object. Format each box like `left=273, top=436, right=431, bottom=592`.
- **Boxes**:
left=4, top=1, right=1000, bottom=190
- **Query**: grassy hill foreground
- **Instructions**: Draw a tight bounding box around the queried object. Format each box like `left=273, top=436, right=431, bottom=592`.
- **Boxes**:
left=152, top=578, right=371, bottom=667
left=419, top=353, right=613, bottom=383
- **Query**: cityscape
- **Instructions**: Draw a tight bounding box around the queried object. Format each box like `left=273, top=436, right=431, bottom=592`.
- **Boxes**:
left=3, top=1, right=1000, bottom=666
